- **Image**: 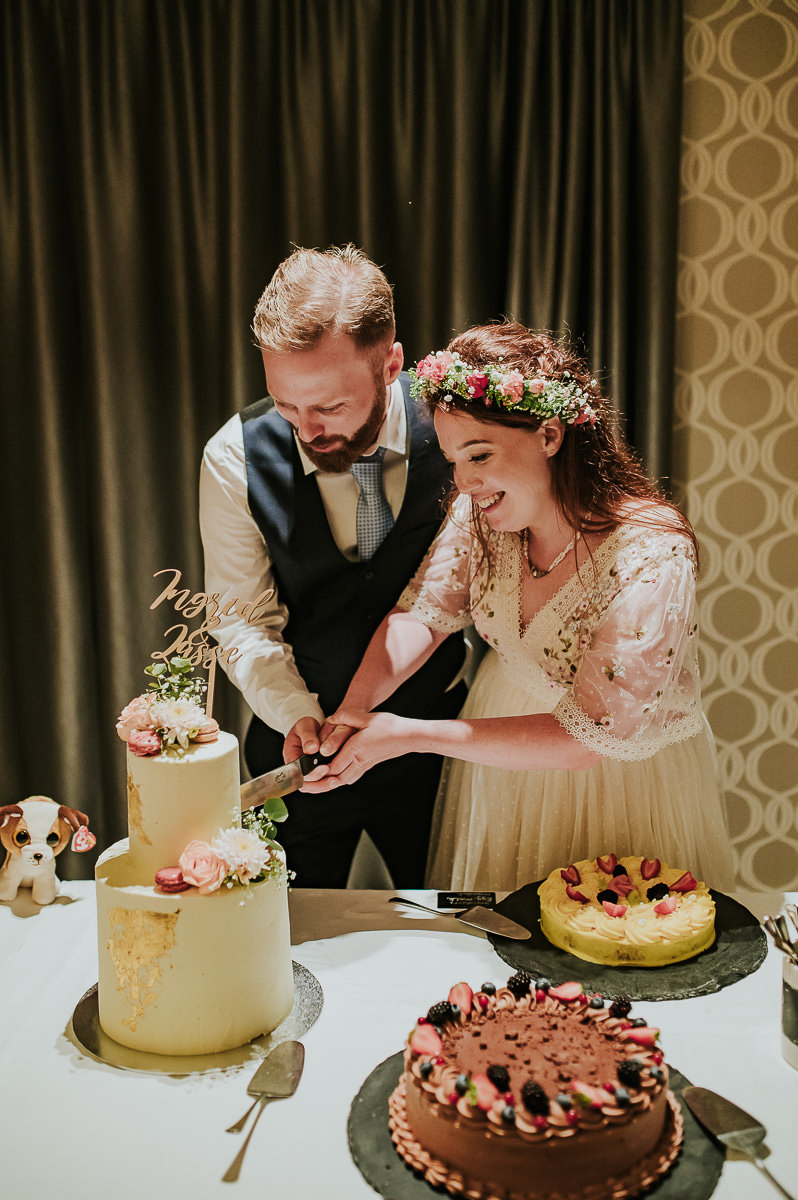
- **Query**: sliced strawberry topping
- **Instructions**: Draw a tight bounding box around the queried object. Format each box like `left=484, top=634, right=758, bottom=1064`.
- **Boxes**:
left=560, top=864, right=581, bottom=885
left=448, top=981, right=474, bottom=1016
left=471, top=1073, right=500, bottom=1111
left=621, top=1026, right=660, bottom=1047
left=601, top=900, right=628, bottom=918
left=669, top=871, right=697, bottom=893
left=410, top=1023, right=443, bottom=1056
left=566, top=884, right=589, bottom=903
left=608, top=875, right=637, bottom=897
left=654, top=895, right=677, bottom=915
left=548, top=981, right=584, bottom=1003
left=640, top=857, right=661, bottom=879
left=597, top=853, right=617, bottom=874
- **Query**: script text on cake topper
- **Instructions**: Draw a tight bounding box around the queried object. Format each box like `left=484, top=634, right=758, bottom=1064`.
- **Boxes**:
left=149, top=568, right=274, bottom=669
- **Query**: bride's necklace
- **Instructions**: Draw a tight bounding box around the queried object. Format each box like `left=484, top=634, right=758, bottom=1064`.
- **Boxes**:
left=520, top=529, right=580, bottom=578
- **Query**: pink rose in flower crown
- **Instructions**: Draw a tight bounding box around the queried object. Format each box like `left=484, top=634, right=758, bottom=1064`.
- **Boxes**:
left=528, top=378, right=546, bottom=394
left=466, top=372, right=488, bottom=399
left=417, top=351, right=455, bottom=384
left=128, top=728, right=162, bottom=757
left=116, top=694, right=155, bottom=742
left=497, top=369, right=525, bottom=404
left=178, top=840, right=227, bottom=894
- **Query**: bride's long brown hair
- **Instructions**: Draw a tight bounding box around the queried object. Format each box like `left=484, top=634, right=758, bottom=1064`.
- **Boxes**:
left=427, top=321, right=697, bottom=577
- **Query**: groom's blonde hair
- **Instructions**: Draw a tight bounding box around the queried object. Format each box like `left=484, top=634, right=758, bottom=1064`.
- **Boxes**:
left=253, top=244, right=396, bottom=355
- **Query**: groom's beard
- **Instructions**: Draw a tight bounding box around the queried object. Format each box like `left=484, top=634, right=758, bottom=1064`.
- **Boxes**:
left=299, top=385, right=388, bottom=474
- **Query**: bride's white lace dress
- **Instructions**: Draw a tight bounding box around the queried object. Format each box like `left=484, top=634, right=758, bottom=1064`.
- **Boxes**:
left=397, top=500, right=736, bottom=892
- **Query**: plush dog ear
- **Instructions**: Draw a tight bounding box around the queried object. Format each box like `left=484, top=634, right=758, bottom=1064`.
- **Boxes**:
left=0, top=806, right=24, bottom=852
left=58, top=805, right=96, bottom=853
left=57, top=805, right=89, bottom=832
left=0, top=804, right=24, bottom=829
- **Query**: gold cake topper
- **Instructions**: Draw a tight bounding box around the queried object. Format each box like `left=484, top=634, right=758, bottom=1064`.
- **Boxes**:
left=149, top=568, right=274, bottom=717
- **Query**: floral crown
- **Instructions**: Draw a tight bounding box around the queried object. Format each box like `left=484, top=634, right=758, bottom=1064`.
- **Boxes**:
left=409, top=350, right=598, bottom=427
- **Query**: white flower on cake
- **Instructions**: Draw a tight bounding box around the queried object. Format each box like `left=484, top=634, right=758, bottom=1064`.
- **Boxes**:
left=149, top=698, right=207, bottom=749
left=213, top=826, right=275, bottom=885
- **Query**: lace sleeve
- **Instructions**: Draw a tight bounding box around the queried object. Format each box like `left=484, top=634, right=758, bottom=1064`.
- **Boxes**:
left=552, top=536, right=705, bottom=759
left=397, top=497, right=474, bottom=634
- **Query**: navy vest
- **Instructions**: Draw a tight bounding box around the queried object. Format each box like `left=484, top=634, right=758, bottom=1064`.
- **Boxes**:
left=241, top=373, right=465, bottom=729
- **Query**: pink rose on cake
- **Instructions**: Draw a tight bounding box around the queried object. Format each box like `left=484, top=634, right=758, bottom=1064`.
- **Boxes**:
left=178, top=840, right=227, bottom=893
left=213, top=827, right=276, bottom=885
left=116, top=694, right=156, bottom=741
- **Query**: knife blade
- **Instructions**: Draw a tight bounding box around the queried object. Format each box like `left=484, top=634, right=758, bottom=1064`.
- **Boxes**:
left=240, top=753, right=329, bottom=809
left=683, top=1086, right=795, bottom=1200
left=388, top=896, right=531, bottom=940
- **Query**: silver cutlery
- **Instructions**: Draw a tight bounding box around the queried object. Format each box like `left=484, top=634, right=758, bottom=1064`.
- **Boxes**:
left=763, top=914, right=798, bottom=965
left=222, top=1040, right=305, bottom=1183
left=785, top=902, right=798, bottom=941
left=683, top=1085, right=795, bottom=1200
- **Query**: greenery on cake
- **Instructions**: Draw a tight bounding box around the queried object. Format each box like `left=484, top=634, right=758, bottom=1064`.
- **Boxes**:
left=116, top=657, right=218, bottom=755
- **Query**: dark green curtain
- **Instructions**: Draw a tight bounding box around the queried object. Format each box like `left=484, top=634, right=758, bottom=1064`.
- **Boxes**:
left=0, top=0, right=683, bottom=876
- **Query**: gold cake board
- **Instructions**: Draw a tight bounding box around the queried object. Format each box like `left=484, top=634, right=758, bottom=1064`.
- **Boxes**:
left=67, top=961, right=322, bottom=1075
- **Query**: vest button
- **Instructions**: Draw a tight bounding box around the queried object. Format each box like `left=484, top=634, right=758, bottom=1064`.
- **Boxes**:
left=364, top=569, right=375, bottom=581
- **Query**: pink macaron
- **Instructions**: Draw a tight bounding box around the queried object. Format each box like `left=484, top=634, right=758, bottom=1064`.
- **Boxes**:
left=154, top=866, right=190, bottom=894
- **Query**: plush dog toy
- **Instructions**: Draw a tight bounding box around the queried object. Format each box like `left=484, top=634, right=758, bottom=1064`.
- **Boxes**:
left=0, top=796, right=94, bottom=905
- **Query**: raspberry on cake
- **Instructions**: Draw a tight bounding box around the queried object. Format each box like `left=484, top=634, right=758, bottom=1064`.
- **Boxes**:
left=389, top=975, right=683, bottom=1200
left=538, top=854, right=716, bottom=966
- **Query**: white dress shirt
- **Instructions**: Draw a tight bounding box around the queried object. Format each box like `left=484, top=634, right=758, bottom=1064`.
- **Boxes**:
left=198, top=380, right=409, bottom=736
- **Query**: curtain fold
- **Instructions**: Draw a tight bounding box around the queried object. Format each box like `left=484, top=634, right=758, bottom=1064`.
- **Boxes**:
left=0, top=0, right=683, bottom=877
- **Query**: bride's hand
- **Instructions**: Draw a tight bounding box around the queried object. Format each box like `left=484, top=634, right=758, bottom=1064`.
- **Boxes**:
left=299, top=711, right=411, bottom=791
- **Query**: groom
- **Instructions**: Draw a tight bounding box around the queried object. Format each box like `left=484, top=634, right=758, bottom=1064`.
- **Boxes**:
left=199, top=244, right=467, bottom=887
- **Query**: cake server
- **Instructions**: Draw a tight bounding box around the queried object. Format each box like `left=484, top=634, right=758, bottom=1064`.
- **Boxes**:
left=222, top=1039, right=305, bottom=1183
left=683, top=1086, right=795, bottom=1200
left=240, top=753, right=330, bottom=808
left=389, top=896, right=531, bottom=940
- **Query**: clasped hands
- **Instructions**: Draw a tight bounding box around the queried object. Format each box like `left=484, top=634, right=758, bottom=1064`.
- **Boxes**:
left=282, top=710, right=410, bottom=792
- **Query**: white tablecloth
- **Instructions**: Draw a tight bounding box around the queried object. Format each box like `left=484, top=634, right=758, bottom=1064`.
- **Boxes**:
left=1, top=883, right=796, bottom=1199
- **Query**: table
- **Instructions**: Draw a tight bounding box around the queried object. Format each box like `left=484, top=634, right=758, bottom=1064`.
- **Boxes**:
left=1, top=884, right=795, bottom=1199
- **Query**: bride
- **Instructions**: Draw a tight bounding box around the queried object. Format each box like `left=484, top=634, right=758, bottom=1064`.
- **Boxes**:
left=299, top=321, right=736, bottom=892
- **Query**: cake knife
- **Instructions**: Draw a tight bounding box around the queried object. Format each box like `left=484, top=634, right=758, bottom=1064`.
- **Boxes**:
left=388, top=895, right=531, bottom=940
left=240, top=753, right=330, bottom=808
left=222, top=1040, right=305, bottom=1183
left=683, top=1086, right=795, bottom=1200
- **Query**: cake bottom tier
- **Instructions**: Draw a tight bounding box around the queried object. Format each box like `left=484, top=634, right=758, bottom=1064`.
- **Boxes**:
left=392, top=1076, right=680, bottom=1200
left=96, top=840, right=294, bottom=1056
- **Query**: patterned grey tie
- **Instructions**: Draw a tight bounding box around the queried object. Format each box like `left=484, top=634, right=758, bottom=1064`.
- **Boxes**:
left=350, top=448, right=394, bottom=559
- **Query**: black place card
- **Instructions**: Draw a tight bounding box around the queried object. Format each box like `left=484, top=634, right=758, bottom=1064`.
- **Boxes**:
left=436, top=890, right=496, bottom=909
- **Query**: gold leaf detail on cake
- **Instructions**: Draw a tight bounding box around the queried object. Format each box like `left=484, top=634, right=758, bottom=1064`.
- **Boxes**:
left=106, top=907, right=179, bottom=1031
left=126, top=774, right=151, bottom=845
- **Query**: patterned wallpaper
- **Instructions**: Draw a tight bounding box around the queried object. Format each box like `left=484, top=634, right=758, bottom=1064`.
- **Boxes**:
left=673, top=0, right=798, bottom=889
